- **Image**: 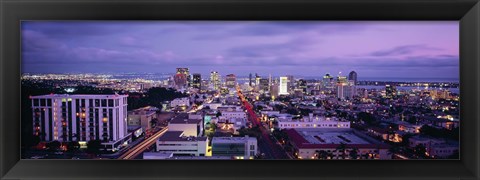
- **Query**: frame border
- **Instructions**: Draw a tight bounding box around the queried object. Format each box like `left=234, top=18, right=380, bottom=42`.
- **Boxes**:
left=1, top=0, right=479, bottom=179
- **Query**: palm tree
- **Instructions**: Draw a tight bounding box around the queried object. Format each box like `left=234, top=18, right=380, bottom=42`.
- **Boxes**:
left=336, top=143, right=347, bottom=159
left=349, top=147, right=359, bottom=160
left=316, top=150, right=329, bottom=160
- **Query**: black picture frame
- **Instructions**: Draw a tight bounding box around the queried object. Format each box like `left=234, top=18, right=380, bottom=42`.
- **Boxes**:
left=1, top=0, right=479, bottom=179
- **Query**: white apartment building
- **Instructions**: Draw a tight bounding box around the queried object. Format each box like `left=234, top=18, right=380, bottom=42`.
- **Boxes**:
left=279, top=76, right=289, bottom=95
left=212, top=136, right=258, bottom=159
left=168, top=113, right=203, bottom=137
left=170, top=97, right=190, bottom=107
left=156, top=131, right=208, bottom=156
left=31, top=94, right=130, bottom=151
left=276, top=113, right=350, bottom=129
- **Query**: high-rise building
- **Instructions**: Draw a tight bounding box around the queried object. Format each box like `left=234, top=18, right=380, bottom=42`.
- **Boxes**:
left=296, top=79, right=307, bottom=93
left=174, top=68, right=190, bottom=89
left=225, top=74, right=237, bottom=88
left=279, top=76, right=289, bottom=95
left=192, top=73, right=201, bottom=89
left=337, top=75, right=356, bottom=100
left=249, top=73, right=253, bottom=87
left=385, top=84, right=397, bottom=99
left=259, top=78, right=270, bottom=93
left=323, top=73, right=334, bottom=90
left=30, top=94, right=131, bottom=151
left=255, top=73, right=261, bottom=88
left=286, top=75, right=294, bottom=92
left=348, top=71, right=358, bottom=85
left=210, top=71, right=221, bottom=90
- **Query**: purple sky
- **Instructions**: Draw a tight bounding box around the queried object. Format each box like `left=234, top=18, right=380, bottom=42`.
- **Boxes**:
left=22, top=21, right=459, bottom=79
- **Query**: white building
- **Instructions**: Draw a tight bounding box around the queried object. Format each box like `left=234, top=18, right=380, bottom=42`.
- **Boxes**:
left=286, top=128, right=390, bottom=159
left=156, top=131, right=208, bottom=156
left=31, top=94, right=131, bottom=151
left=170, top=97, right=190, bottom=107
left=219, top=111, right=247, bottom=121
left=168, top=113, right=203, bottom=137
left=276, top=113, right=350, bottom=129
left=279, top=76, right=289, bottom=95
left=212, top=136, right=258, bottom=159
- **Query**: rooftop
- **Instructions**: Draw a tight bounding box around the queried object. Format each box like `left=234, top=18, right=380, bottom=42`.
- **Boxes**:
left=30, top=94, right=128, bottom=98
left=286, top=128, right=389, bottom=149
left=169, top=113, right=202, bottom=124
left=158, top=131, right=207, bottom=142
left=212, top=136, right=257, bottom=143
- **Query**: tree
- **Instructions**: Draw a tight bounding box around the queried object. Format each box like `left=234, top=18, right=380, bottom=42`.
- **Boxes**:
left=46, top=141, right=61, bottom=151
left=414, top=144, right=427, bottom=158
left=67, top=141, right=80, bottom=152
left=86, top=140, right=102, bottom=156
left=316, top=150, right=329, bottom=160
left=336, top=143, right=347, bottom=159
left=349, top=148, right=359, bottom=160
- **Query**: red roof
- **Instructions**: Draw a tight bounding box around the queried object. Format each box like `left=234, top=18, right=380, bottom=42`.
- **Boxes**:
left=285, top=129, right=389, bottom=149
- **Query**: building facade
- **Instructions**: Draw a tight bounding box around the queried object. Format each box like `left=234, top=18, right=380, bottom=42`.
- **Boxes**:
left=212, top=136, right=258, bottom=159
left=31, top=94, right=130, bottom=151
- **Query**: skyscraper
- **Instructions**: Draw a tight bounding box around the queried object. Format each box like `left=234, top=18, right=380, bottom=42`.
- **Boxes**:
left=286, top=75, right=294, bottom=92
left=322, top=73, right=334, bottom=90
left=385, top=84, right=397, bottom=99
left=210, top=71, right=221, bottom=90
left=225, top=74, right=237, bottom=88
left=348, top=71, right=358, bottom=85
left=336, top=74, right=355, bottom=100
left=174, top=68, right=189, bottom=89
left=249, top=73, right=253, bottom=87
left=192, top=73, right=201, bottom=89
left=279, top=76, right=289, bottom=95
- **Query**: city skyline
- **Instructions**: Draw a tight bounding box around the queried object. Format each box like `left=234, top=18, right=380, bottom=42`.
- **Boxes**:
left=22, top=21, right=459, bottom=79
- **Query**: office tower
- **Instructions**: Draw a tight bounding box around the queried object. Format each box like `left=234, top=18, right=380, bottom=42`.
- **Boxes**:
left=174, top=68, right=189, bottom=89
left=225, top=74, right=237, bottom=88
left=210, top=71, right=221, bottom=90
left=385, top=84, right=397, bottom=99
left=259, top=78, right=270, bottom=92
left=286, top=75, right=294, bottom=92
left=279, top=76, right=289, bottom=95
left=192, top=73, right=201, bottom=89
left=297, top=79, right=307, bottom=93
left=348, top=71, right=358, bottom=85
left=30, top=94, right=130, bottom=151
left=249, top=73, right=253, bottom=87
left=336, top=74, right=355, bottom=100
left=255, top=73, right=260, bottom=88
left=322, top=73, right=334, bottom=89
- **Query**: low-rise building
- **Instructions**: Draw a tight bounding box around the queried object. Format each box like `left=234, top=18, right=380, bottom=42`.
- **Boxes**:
left=156, top=131, right=208, bottom=156
left=170, top=97, right=190, bottom=107
left=168, top=113, right=203, bottom=137
left=127, top=106, right=158, bottom=131
left=276, top=114, right=350, bottom=129
left=286, top=128, right=390, bottom=159
left=212, top=136, right=258, bottom=159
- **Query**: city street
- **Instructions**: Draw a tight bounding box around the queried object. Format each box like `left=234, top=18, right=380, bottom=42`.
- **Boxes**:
left=118, top=128, right=168, bottom=159
left=236, top=86, right=290, bottom=159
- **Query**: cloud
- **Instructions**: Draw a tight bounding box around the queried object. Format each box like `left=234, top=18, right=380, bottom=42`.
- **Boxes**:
left=369, top=44, right=442, bottom=57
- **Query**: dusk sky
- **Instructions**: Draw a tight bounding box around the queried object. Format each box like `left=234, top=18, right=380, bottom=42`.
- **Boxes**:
left=22, top=21, right=459, bottom=79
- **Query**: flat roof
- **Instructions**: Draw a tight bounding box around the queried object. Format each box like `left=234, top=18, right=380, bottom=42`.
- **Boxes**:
left=169, top=113, right=202, bottom=124
left=212, top=136, right=256, bottom=143
left=31, top=94, right=128, bottom=98
left=286, top=129, right=389, bottom=149
left=158, top=131, right=207, bottom=142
